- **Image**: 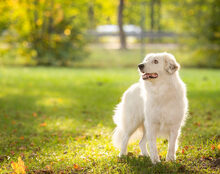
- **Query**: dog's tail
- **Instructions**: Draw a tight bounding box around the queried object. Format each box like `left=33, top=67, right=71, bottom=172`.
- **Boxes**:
left=112, top=127, right=124, bottom=148
left=112, top=103, right=124, bottom=148
left=112, top=103, right=143, bottom=148
left=112, top=126, right=143, bottom=149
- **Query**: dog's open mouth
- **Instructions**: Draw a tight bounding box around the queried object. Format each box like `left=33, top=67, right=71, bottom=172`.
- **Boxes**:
left=142, top=73, right=158, bottom=80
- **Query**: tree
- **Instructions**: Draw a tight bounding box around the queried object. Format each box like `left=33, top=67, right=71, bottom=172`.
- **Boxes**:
left=174, top=0, right=220, bottom=67
left=1, top=0, right=89, bottom=66
left=150, top=0, right=155, bottom=31
left=157, top=0, right=161, bottom=31
left=118, top=0, right=126, bottom=49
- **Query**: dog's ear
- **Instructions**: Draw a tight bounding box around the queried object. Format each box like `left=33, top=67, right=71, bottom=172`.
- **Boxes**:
left=164, top=56, right=180, bottom=74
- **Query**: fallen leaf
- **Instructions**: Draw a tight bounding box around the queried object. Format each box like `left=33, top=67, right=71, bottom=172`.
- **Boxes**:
left=20, top=136, right=25, bottom=140
left=217, top=144, right=220, bottom=150
left=73, top=164, right=82, bottom=171
left=11, top=157, right=26, bottom=174
left=40, top=123, right=47, bottom=127
left=32, top=112, right=37, bottom=117
left=73, top=164, right=79, bottom=169
left=211, top=145, right=215, bottom=150
left=201, top=155, right=206, bottom=161
left=184, top=146, right=189, bottom=150
left=12, top=120, right=16, bottom=125
left=181, top=149, right=185, bottom=154
left=194, top=122, right=201, bottom=126
left=45, top=165, right=52, bottom=170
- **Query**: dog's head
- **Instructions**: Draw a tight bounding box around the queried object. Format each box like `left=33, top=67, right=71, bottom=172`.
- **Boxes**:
left=138, top=53, right=180, bottom=81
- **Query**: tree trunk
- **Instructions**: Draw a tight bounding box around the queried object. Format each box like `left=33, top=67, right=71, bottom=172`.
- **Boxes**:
left=48, top=0, right=54, bottom=34
left=150, top=0, right=155, bottom=31
left=118, top=0, right=126, bottom=49
left=157, top=0, right=161, bottom=31
left=88, top=2, right=95, bottom=29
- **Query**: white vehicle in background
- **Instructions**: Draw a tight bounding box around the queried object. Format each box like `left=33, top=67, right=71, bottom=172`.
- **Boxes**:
left=96, top=24, right=142, bottom=35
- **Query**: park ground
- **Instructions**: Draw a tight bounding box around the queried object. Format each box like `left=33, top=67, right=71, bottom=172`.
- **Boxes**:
left=0, top=48, right=219, bottom=173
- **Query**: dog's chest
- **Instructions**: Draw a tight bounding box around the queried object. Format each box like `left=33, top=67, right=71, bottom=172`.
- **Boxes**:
left=146, top=96, right=181, bottom=124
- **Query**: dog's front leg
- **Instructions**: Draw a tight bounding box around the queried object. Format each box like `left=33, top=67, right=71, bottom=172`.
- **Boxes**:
left=145, top=122, right=160, bottom=164
left=166, top=127, right=179, bottom=161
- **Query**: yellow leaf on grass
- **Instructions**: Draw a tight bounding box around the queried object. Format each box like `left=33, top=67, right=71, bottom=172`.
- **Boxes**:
left=211, top=145, right=215, bottom=150
left=32, top=112, right=37, bottom=117
left=73, top=164, right=82, bottom=171
left=73, top=163, right=79, bottom=169
left=11, top=157, right=26, bottom=174
left=40, top=123, right=47, bottom=127
left=45, top=165, right=52, bottom=170
left=181, top=149, right=185, bottom=154
left=184, top=146, right=189, bottom=150
left=218, top=144, right=220, bottom=150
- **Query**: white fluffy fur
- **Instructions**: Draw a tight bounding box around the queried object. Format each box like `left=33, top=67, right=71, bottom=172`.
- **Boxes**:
left=112, top=53, right=188, bottom=164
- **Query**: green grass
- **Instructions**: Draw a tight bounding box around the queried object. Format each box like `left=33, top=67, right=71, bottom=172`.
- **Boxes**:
left=73, top=46, right=197, bottom=68
left=0, top=67, right=219, bottom=173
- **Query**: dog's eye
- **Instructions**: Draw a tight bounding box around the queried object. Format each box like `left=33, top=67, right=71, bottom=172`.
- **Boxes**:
left=153, top=60, right=158, bottom=64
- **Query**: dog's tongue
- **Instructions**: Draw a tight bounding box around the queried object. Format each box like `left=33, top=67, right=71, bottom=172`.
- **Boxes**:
left=142, top=73, right=158, bottom=80
left=142, top=73, right=150, bottom=80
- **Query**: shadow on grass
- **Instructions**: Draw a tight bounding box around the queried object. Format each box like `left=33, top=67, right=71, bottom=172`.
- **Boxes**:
left=118, top=155, right=193, bottom=174
left=0, top=83, right=219, bottom=145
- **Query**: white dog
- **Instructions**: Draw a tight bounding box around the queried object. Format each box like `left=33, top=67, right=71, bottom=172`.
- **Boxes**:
left=112, top=53, right=188, bottom=164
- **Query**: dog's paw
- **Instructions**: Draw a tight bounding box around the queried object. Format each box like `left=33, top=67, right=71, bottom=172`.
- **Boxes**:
left=140, top=152, right=149, bottom=157
left=151, top=159, right=161, bottom=164
left=166, top=155, right=176, bottom=162
left=151, top=156, right=161, bottom=164
left=118, top=152, right=126, bottom=158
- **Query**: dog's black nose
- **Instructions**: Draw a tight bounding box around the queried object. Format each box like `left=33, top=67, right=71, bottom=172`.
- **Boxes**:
left=138, top=63, right=144, bottom=70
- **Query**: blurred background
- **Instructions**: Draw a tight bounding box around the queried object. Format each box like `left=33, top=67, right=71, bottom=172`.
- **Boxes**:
left=0, top=0, right=219, bottom=68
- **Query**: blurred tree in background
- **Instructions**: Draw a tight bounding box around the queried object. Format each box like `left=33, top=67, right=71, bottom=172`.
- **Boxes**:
left=175, top=0, right=220, bottom=68
left=0, top=0, right=219, bottom=67
left=0, top=0, right=89, bottom=66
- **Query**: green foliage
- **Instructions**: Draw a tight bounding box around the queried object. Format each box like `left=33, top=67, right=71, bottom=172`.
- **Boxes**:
left=175, top=0, right=220, bottom=45
left=1, top=0, right=89, bottom=66
left=0, top=1, right=10, bottom=33
left=0, top=67, right=219, bottom=173
left=172, top=0, right=220, bottom=67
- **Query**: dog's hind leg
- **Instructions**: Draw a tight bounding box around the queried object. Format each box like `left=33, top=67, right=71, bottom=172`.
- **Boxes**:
left=139, top=128, right=149, bottom=156
left=119, top=133, right=130, bottom=157
left=119, top=122, right=140, bottom=157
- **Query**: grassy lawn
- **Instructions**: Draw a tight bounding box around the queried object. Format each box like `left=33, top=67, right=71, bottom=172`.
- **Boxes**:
left=0, top=67, right=219, bottom=173
left=73, top=46, right=195, bottom=68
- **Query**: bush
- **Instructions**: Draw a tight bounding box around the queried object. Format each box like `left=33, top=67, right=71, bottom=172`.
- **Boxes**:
left=1, top=0, right=89, bottom=66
